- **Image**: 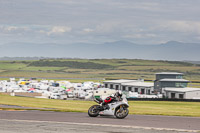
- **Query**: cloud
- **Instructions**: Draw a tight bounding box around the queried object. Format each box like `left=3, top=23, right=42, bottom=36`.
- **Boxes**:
left=82, top=28, right=94, bottom=33
left=47, top=26, right=72, bottom=35
left=5, top=26, right=18, bottom=31
left=1, top=0, right=200, bottom=44
left=0, top=24, right=73, bottom=36
left=95, top=22, right=122, bottom=33
left=160, top=21, right=200, bottom=34
left=0, top=25, right=30, bottom=32
left=123, top=33, right=157, bottom=39
left=108, top=1, right=161, bottom=11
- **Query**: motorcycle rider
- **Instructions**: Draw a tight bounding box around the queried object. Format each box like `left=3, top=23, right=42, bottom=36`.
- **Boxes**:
left=101, top=90, right=123, bottom=110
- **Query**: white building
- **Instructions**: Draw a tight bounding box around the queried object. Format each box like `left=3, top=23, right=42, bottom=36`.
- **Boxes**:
left=164, top=87, right=200, bottom=99
left=103, top=79, right=154, bottom=95
left=103, top=79, right=137, bottom=90
left=121, top=82, right=154, bottom=95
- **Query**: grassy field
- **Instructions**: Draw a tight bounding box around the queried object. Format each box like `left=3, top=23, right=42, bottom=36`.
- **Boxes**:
left=1, top=59, right=200, bottom=117
left=0, top=59, right=200, bottom=83
left=0, top=94, right=200, bottom=117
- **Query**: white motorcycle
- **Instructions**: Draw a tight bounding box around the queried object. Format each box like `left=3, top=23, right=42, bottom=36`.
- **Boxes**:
left=88, top=97, right=129, bottom=119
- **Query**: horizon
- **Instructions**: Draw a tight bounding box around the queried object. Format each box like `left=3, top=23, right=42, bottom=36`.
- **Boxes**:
left=0, top=56, right=199, bottom=62
left=0, top=0, right=200, bottom=60
left=1, top=40, right=200, bottom=46
left=0, top=40, right=199, bottom=61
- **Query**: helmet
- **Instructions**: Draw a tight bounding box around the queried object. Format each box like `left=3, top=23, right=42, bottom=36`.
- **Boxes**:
left=115, top=90, right=122, bottom=97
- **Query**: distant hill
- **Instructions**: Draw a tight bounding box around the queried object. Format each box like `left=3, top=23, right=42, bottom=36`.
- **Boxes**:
left=184, top=61, right=200, bottom=65
left=0, top=41, right=199, bottom=61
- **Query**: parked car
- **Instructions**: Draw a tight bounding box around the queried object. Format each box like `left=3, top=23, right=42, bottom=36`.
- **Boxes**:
left=67, top=92, right=74, bottom=98
left=60, top=94, right=68, bottom=100
left=78, top=93, right=85, bottom=99
left=49, top=93, right=60, bottom=99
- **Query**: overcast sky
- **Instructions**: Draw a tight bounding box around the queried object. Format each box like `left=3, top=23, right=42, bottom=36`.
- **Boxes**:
left=0, top=0, right=200, bottom=45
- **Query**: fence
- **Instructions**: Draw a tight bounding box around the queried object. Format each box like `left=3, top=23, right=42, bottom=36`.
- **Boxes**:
left=127, top=98, right=200, bottom=102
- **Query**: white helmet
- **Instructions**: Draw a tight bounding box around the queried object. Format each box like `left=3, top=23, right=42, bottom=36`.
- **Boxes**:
left=116, top=90, right=122, bottom=97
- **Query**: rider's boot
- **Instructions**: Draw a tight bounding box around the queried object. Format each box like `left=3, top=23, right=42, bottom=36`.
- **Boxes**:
left=100, top=102, right=109, bottom=110
left=101, top=102, right=109, bottom=110
left=99, top=103, right=105, bottom=111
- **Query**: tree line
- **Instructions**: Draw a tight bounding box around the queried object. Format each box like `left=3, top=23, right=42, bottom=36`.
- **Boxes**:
left=29, top=61, right=114, bottom=69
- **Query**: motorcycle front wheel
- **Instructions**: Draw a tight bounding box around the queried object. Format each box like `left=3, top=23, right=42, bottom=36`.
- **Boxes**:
left=88, top=105, right=100, bottom=117
left=115, top=107, right=129, bottom=119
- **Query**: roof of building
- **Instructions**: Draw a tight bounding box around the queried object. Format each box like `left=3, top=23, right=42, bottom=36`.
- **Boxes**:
left=97, top=88, right=113, bottom=90
left=122, top=82, right=154, bottom=87
left=164, top=87, right=200, bottom=92
left=159, top=79, right=189, bottom=82
left=103, top=79, right=136, bottom=84
left=155, top=72, right=183, bottom=75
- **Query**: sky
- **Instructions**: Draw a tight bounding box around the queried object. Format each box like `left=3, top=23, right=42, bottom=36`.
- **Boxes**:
left=0, top=0, right=200, bottom=45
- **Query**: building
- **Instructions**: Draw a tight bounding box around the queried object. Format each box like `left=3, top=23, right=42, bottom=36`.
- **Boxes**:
left=103, top=79, right=136, bottom=90
left=154, top=72, right=189, bottom=94
left=103, top=79, right=154, bottom=95
left=121, top=82, right=154, bottom=95
left=103, top=72, right=200, bottom=99
left=164, top=87, right=200, bottom=99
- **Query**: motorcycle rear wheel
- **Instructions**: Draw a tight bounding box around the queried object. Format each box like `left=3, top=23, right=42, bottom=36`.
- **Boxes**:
left=88, top=105, right=100, bottom=117
left=115, top=107, right=129, bottom=119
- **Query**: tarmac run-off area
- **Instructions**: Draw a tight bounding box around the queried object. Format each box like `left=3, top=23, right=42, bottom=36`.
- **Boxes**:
left=0, top=110, right=200, bottom=133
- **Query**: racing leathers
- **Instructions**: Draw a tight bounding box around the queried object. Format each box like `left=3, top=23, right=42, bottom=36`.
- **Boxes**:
left=101, top=95, right=116, bottom=110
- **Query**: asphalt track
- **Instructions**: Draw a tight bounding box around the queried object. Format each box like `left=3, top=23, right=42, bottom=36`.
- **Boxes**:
left=0, top=110, right=200, bottom=133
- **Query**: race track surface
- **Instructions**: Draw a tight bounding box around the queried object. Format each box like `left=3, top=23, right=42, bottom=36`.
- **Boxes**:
left=0, top=110, right=200, bottom=133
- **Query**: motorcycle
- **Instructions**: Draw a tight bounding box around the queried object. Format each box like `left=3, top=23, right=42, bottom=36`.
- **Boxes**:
left=88, top=96, right=129, bottom=119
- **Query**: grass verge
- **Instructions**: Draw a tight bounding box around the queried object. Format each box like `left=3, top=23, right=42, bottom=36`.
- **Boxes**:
left=0, top=94, right=200, bottom=117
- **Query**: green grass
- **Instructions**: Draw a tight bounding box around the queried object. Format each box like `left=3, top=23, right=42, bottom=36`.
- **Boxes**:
left=0, top=94, right=200, bottom=117
left=0, top=59, right=200, bottom=82
left=22, top=66, right=64, bottom=71
left=0, top=63, right=26, bottom=70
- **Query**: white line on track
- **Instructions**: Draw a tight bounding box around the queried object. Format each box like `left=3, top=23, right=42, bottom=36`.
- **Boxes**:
left=1, top=119, right=199, bottom=133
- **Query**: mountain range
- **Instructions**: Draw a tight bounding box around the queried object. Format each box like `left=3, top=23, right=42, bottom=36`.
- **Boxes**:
left=0, top=41, right=199, bottom=61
